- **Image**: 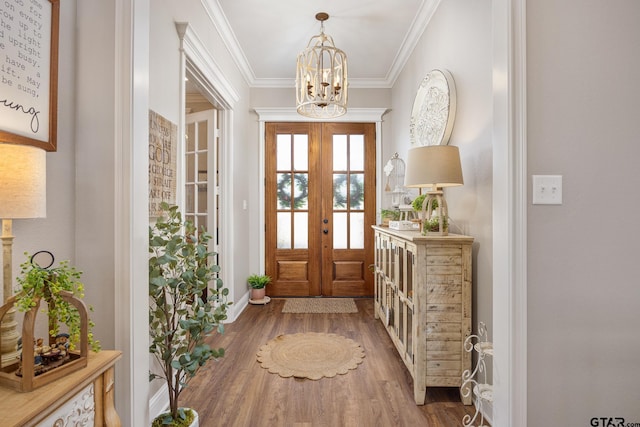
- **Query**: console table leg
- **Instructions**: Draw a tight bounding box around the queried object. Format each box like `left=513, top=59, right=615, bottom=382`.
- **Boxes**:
left=103, top=366, right=121, bottom=426
left=414, top=385, right=426, bottom=405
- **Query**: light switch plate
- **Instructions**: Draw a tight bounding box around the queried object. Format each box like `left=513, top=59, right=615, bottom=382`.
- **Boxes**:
left=532, top=175, right=562, bottom=205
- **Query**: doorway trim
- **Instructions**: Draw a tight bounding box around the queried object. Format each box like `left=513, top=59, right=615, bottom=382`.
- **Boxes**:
left=150, top=21, right=242, bottom=422
left=492, top=0, right=527, bottom=425
left=175, top=23, right=241, bottom=322
left=254, top=108, right=388, bottom=275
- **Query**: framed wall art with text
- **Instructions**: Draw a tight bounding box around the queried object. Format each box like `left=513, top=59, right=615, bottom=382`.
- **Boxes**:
left=0, top=0, right=59, bottom=151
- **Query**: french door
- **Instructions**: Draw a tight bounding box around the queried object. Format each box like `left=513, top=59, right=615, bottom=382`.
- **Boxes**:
left=185, top=109, right=220, bottom=270
left=265, top=122, right=376, bottom=297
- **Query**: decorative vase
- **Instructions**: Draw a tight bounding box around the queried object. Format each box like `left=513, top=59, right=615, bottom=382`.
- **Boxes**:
left=251, top=288, right=266, bottom=301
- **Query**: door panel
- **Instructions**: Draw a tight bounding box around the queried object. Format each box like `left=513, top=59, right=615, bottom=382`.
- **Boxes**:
left=265, top=122, right=375, bottom=297
left=186, top=109, right=220, bottom=297
left=266, top=123, right=321, bottom=296
left=321, top=123, right=376, bottom=297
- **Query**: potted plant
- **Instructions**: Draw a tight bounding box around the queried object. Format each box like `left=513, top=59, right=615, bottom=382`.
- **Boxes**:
left=0, top=252, right=102, bottom=391
left=15, top=251, right=101, bottom=353
left=380, top=208, right=400, bottom=226
left=411, top=193, right=438, bottom=218
left=412, top=194, right=448, bottom=234
left=247, top=274, right=271, bottom=301
left=422, top=215, right=449, bottom=234
left=149, top=203, right=230, bottom=427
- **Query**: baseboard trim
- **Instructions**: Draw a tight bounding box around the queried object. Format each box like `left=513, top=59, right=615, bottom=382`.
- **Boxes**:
left=149, top=385, right=169, bottom=422
left=473, top=394, right=494, bottom=426
left=228, top=291, right=249, bottom=322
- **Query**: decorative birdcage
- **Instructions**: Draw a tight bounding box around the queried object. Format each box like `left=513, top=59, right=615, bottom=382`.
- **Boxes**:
left=384, top=153, right=406, bottom=208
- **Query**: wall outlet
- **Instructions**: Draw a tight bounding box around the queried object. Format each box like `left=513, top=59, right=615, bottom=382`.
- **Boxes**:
left=532, top=175, right=562, bottom=205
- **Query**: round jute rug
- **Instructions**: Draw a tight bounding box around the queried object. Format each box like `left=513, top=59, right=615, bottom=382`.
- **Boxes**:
left=256, top=332, right=365, bottom=380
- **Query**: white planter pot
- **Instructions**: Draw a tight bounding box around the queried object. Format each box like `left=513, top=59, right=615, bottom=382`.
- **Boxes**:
left=153, top=408, right=199, bottom=427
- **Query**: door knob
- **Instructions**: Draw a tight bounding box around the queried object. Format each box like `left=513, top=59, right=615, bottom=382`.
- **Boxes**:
left=323, top=218, right=329, bottom=224
left=323, top=229, right=329, bottom=234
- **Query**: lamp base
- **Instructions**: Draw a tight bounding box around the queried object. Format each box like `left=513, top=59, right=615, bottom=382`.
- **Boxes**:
left=420, top=191, right=449, bottom=236
left=1, top=307, right=20, bottom=368
left=1, top=219, right=20, bottom=368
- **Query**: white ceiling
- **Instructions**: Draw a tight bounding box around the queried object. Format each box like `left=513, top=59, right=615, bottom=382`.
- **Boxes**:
left=209, top=0, right=440, bottom=88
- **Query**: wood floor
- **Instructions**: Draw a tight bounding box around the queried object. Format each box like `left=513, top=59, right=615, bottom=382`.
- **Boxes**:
left=180, top=298, right=476, bottom=427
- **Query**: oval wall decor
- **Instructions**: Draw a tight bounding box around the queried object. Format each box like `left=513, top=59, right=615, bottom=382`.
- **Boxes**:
left=409, top=69, right=457, bottom=146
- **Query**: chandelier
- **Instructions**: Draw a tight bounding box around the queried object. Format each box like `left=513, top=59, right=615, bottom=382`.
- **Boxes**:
left=296, top=12, right=348, bottom=119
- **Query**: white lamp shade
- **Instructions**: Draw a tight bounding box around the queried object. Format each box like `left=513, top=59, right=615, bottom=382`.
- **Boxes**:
left=404, top=145, right=463, bottom=188
left=0, top=144, right=46, bottom=219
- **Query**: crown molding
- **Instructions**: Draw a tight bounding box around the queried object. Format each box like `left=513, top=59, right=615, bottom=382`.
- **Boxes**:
left=200, top=0, right=257, bottom=86
left=253, top=107, right=389, bottom=123
left=203, top=0, right=441, bottom=89
left=385, top=0, right=441, bottom=86
left=177, top=22, right=240, bottom=104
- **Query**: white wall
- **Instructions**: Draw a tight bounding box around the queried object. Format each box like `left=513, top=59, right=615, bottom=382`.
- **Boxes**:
left=75, top=0, right=150, bottom=424
left=147, top=0, right=255, bottom=310
left=147, top=0, right=257, bottom=417
left=390, top=0, right=494, bottom=380
left=75, top=0, right=118, bottom=352
left=2, top=3, right=77, bottom=303
left=527, top=0, right=640, bottom=425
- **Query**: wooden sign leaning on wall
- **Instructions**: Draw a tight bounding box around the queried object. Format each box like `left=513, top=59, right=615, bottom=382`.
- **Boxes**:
left=0, top=0, right=59, bottom=151
left=148, top=110, right=177, bottom=217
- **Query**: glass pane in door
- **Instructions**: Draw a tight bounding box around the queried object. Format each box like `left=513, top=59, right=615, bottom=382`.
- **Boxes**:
left=333, top=212, right=348, bottom=249
left=333, top=135, right=347, bottom=170
left=277, top=173, right=292, bottom=209
left=293, top=173, right=309, bottom=209
left=349, top=135, right=364, bottom=170
left=331, top=134, right=365, bottom=250
left=350, top=174, right=365, bottom=210
left=293, top=135, right=308, bottom=170
left=185, top=117, right=209, bottom=228
left=276, top=134, right=309, bottom=249
left=293, top=212, right=308, bottom=249
left=277, top=135, right=291, bottom=170
left=350, top=212, right=364, bottom=249
left=333, top=174, right=348, bottom=209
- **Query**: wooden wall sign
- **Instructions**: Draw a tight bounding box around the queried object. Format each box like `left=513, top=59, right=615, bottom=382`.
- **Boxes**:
left=0, top=0, right=59, bottom=151
left=149, top=110, right=177, bottom=217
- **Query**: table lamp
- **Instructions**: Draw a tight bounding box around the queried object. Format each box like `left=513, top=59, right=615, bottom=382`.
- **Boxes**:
left=404, top=145, right=463, bottom=235
left=0, top=143, right=46, bottom=367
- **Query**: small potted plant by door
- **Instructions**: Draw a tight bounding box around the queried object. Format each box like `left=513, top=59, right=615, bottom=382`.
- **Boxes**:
left=247, top=274, right=271, bottom=303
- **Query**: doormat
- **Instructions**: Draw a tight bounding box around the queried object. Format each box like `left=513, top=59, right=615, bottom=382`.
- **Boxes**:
left=256, top=332, right=365, bottom=380
left=282, top=298, right=358, bottom=314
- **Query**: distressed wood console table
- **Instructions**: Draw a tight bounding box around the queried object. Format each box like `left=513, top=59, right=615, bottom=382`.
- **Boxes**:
left=372, top=226, right=473, bottom=405
left=0, top=350, right=122, bottom=426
